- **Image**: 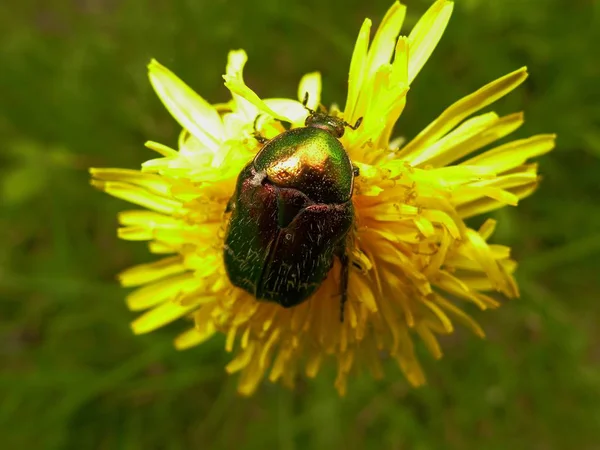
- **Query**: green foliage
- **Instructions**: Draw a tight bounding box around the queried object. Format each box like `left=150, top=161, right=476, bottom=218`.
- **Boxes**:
left=1, top=0, right=599, bottom=448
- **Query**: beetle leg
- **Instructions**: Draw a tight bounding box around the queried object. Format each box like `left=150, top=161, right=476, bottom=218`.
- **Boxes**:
left=352, top=165, right=360, bottom=177
left=338, top=247, right=349, bottom=323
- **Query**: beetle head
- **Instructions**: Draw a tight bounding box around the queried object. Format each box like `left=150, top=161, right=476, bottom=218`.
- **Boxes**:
left=302, top=92, right=363, bottom=139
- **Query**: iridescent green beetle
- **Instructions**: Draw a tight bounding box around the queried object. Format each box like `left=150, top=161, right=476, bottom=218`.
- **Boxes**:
left=224, top=94, right=362, bottom=321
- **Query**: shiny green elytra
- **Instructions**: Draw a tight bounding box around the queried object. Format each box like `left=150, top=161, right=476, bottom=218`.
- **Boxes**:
left=223, top=97, right=362, bottom=321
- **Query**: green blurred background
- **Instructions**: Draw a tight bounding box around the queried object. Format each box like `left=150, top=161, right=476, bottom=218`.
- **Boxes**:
left=1, top=0, right=599, bottom=448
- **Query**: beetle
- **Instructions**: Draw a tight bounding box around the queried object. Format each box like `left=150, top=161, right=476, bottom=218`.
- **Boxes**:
left=223, top=94, right=362, bottom=321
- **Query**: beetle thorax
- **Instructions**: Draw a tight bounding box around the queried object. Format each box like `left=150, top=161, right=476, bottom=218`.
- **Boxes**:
left=305, top=112, right=346, bottom=138
left=253, top=127, right=354, bottom=204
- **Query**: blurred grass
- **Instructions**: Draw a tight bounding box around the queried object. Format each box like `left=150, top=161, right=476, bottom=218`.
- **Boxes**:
left=1, top=0, right=599, bottom=449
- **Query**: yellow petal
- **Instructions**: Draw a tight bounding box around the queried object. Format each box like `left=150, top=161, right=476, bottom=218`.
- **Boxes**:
left=457, top=180, right=538, bottom=218
left=224, top=49, right=257, bottom=119
left=269, top=347, right=292, bottom=382
left=90, top=180, right=181, bottom=215
left=364, top=223, right=421, bottom=245
left=144, top=140, right=178, bottom=157
left=378, top=37, right=410, bottom=147
left=392, top=328, right=425, bottom=386
left=437, top=112, right=524, bottom=166
left=118, top=226, right=153, bottom=241
left=423, top=165, right=496, bottom=186
left=223, top=50, right=291, bottom=123
left=416, top=324, right=442, bottom=359
left=422, top=298, right=454, bottom=333
left=263, top=99, right=306, bottom=126
left=125, top=273, right=197, bottom=311
left=421, top=209, right=460, bottom=238
left=367, top=1, right=407, bottom=80
left=90, top=168, right=172, bottom=196
left=355, top=63, right=409, bottom=153
left=175, top=325, right=217, bottom=350
left=449, top=244, right=511, bottom=270
left=401, top=67, right=528, bottom=156
left=238, top=357, right=267, bottom=396
left=413, top=214, right=435, bottom=237
left=360, top=201, right=419, bottom=221
left=118, top=209, right=179, bottom=227
left=131, top=299, right=197, bottom=335
left=464, top=228, right=509, bottom=294
left=118, top=256, right=187, bottom=287
left=423, top=228, right=451, bottom=276
left=408, top=0, right=454, bottom=84
left=350, top=273, right=378, bottom=313
left=148, top=59, right=223, bottom=149
left=225, top=326, right=237, bottom=352
left=464, top=134, right=557, bottom=172
left=226, top=342, right=256, bottom=373
left=344, top=18, right=372, bottom=122
left=469, top=165, right=538, bottom=191
left=259, top=329, right=281, bottom=368
left=432, top=294, right=485, bottom=337
left=478, top=218, right=497, bottom=240
left=432, top=270, right=487, bottom=309
left=305, top=350, right=323, bottom=378
left=452, top=185, right=520, bottom=207
left=148, top=241, right=177, bottom=254
left=415, top=112, right=524, bottom=167
left=392, top=36, right=409, bottom=88
left=409, top=112, right=498, bottom=165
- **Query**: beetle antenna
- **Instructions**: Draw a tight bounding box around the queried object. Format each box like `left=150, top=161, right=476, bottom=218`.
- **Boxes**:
left=252, top=114, right=261, bottom=132
left=302, top=92, right=316, bottom=115
left=252, top=114, right=269, bottom=144
left=344, top=116, right=363, bottom=130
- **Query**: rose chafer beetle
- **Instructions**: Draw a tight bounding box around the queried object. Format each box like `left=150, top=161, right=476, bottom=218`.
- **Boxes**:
left=224, top=94, right=362, bottom=321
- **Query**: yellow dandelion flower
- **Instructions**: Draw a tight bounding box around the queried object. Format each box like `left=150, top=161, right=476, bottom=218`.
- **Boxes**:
left=91, top=0, right=555, bottom=396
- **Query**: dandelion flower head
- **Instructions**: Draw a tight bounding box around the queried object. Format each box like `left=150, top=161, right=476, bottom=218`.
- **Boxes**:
left=91, top=0, right=555, bottom=395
